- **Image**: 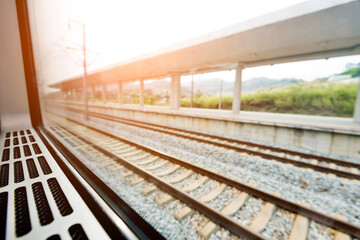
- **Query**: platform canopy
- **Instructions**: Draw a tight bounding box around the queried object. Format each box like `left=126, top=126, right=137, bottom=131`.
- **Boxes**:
left=50, top=0, right=360, bottom=90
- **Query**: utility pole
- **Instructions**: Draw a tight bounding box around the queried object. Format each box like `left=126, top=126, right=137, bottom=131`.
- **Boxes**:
left=191, top=74, right=194, bottom=108
left=219, top=79, right=222, bottom=110
left=69, top=19, right=88, bottom=120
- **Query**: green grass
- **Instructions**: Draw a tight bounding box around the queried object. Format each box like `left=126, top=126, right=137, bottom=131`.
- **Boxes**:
left=181, top=82, right=358, bottom=117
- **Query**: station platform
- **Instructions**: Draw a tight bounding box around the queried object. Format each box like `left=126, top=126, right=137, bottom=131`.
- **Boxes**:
left=104, top=102, right=360, bottom=135
left=49, top=100, right=360, bottom=158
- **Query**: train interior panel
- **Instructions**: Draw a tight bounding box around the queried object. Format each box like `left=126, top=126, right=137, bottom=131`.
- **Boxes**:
left=1, top=0, right=360, bottom=240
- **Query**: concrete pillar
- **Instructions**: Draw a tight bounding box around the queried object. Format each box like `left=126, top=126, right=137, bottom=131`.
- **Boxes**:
left=101, top=84, right=107, bottom=103
left=170, top=74, right=181, bottom=109
left=354, top=80, right=360, bottom=122
left=82, top=87, right=87, bottom=102
left=232, top=67, right=243, bottom=113
left=117, top=82, right=122, bottom=104
left=72, top=89, right=76, bottom=101
left=139, top=80, right=144, bottom=107
left=90, top=86, right=95, bottom=102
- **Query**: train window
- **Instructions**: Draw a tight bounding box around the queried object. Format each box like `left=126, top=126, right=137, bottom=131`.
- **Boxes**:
left=25, top=0, right=360, bottom=239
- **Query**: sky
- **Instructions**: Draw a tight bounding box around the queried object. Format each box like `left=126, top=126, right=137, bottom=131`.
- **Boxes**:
left=27, top=0, right=360, bottom=91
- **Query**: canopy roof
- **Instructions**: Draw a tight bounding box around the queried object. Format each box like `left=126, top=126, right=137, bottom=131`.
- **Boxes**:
left=50, top=0, right=360, bottom=90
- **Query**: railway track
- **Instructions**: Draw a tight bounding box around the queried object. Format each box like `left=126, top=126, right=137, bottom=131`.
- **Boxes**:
left=45, top=113, right=360, bottom=239
left=48, top=102, right=360, bottom=181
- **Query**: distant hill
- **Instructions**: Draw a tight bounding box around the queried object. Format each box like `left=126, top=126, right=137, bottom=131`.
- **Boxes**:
left=181, top=77, right=304, bottom=95
left=123, top=77, right=304, bottom=95
left=242, top=77, right=304, bottom=92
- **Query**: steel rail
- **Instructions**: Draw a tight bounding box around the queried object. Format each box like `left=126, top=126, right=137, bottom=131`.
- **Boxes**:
left=51, top=112, right=360, bottom=238
left=49, top=101, right=360, bottom=168
left=58, top=126, right=265, bottom=240
left=49, top=103, right=360, bottom=180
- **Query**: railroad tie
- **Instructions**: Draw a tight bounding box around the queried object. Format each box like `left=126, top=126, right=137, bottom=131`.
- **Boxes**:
left=167, top=170, right=194, bottom=184
left=144, top=161, right=167, bottom=171
left=114, top=147, right=135, bottom=155
left=350, top=167, right=359, bottom=174
left=310, top=159, right=318, bottom=165
left=221, top=192, right=249, bottom=216
left=329, top=163, right=337, bottom=169
left=129, top=153, right=150, bottom=161
left=199, top=191, right=249, bottom=239
left=155, top=165, right=181, bottom=177
left=174, top=206, right=193, bottom=221
left=112, top=165, right=124, bottom=171
left=334, top=215, right=351, bottom=240
left=181, top=176, right=209, bottom=192
left=121, top=149, right=143, bottom=158
left=199, top=221, right=219, bottom=240
left=130, top=177, right=144, bottom=186
left=142, top=185, right=157, bottom=196
left=156, top=194, right=173, bottom=206
left=136, top=156, right=159, bottom=166
left=288, top=215, right=309, bottom=240
left=198, top=183, right=226, bottom=203
left=288, top=202, right=310, bottom=240
left=104, top=160, right=117, bottom=166
left=121, top=170, right=133, bottom=178
left=249, top=192, right=280, bottom=232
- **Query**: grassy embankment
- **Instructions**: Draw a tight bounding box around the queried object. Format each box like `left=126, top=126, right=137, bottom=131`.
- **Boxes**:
left=180, top=81, right=358, bottom=117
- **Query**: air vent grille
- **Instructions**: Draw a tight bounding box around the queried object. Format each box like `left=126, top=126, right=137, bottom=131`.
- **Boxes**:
left=47, top=178, right=73, bottom=216
left=69, top=224, right=89, bottom=240
left=0, top=192, right=8, bottom=240
left=26, top=158, right=39, bottom=179
left=1, top=148, right=9, bottom=162
left=15, top=186, right=32, bottom=237
left=32, top=182, right=54, bottom=226
left=0, top=128, right=110, bottom=239
left=14, top=161, right=25, bottom=183
left=0, top=164, right=9, bottom=188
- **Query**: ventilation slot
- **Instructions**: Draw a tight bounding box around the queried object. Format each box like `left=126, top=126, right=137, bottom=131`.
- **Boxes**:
left=47, top=234, right=61, bottom=240
left=32, top=144, right=42, bottom=154
left=38, top=156, right=52, bottom=175
left=1, top=149, right=9, bottom=162
left=15, top=187, right=32, bottom=237
left=0, top=164, right=9, bottom=188
left=14, top=161, right=24, bottom=183
left=13, top=131, right=18, bottom=137
left=4, top=139, right=10, bottom=147
left=47, top=178, right=73, bottom=216
left=26, top=159, right=39, bottom=179
left=23, top=145, right=31, bottom=157
left=32, top=182, right=54, bottom=226
left=13, top=138, right=19, bottom=146
left=29, top=136, right=35, bottom=142
left=26, top=130, right=31, bottom=135
left=21, top=136, right=27, bottom=144
left=5, top=132, right=10, bottom=138
left=14, top=147, right=21, bottom=159
left=20, top=130, right=25, bottom=136
left=69, top=224, right=89, bottom=240
left=0, top=192, right=8, bottom=240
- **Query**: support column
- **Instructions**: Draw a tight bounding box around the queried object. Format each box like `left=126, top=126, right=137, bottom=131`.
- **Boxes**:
left=170, top=74, right=181, bottom=109
left=101, top=84, right=107, bottom=103
left=354, top=80, right=360, bottom=122
left=90, top=86, right=95, bottom=102
left=72, top=88, right=76, bottom=101
left=117, top=82, right=123, bottom=104
left=82, top=87, right=88, bottom=102
left=232, top=66, right=243, bottom=114
left=139, top=80, right=144, bottom=107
